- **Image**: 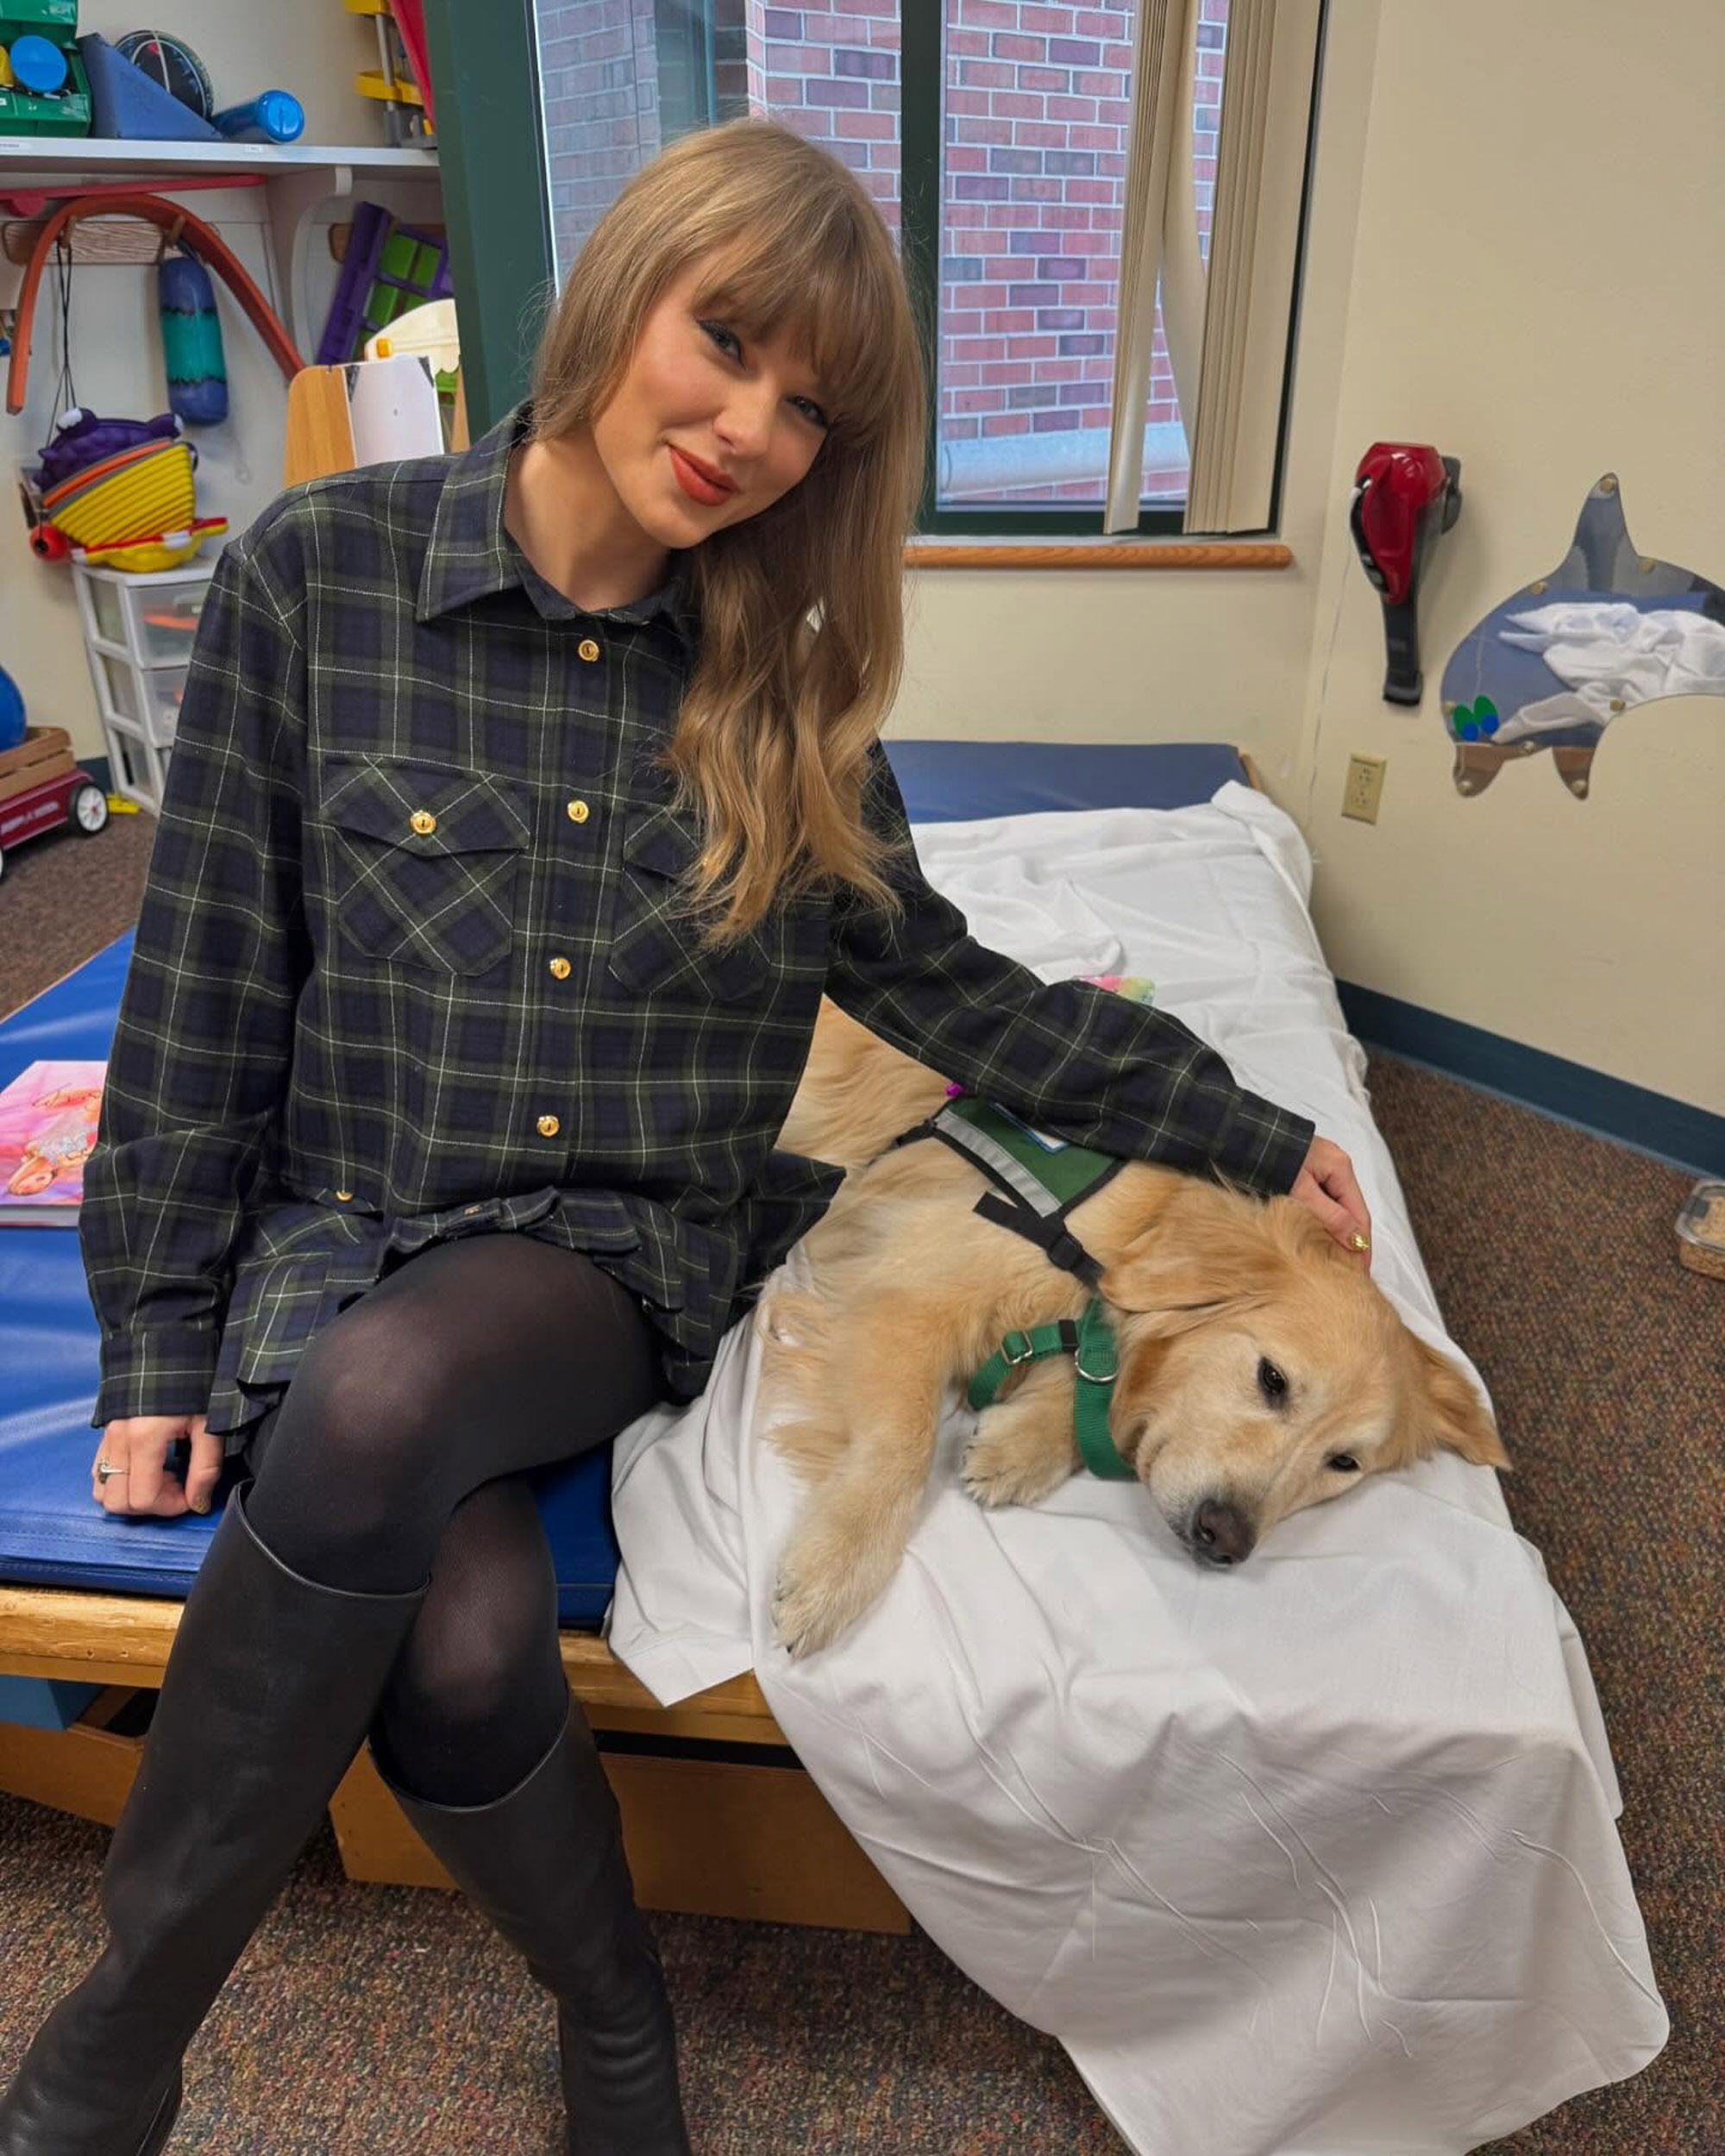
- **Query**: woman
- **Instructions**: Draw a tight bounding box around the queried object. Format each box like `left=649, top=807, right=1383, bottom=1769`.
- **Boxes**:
left=0, top=120, right=1367, bottom=2153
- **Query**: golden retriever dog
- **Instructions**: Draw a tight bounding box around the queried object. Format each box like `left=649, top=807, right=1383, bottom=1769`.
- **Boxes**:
left=761, top=1000, right=1507, bottom=1658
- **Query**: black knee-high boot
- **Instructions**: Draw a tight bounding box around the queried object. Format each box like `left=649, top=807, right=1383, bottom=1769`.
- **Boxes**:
left=0, top=1483, right=429, bottom=2153
left=372, top=1704, right=691, bottom=2155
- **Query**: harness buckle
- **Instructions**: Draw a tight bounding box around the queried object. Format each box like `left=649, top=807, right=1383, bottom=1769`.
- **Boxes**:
left=1000, top=1331, right=1034, bottom=1367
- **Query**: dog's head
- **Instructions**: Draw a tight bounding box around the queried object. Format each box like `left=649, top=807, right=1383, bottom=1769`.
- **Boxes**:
left=1097, top=1182, right=1506, bottom=1566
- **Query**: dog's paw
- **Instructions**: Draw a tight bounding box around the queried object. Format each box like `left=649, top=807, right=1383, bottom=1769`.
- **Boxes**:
left=771, top=1531, right=892, bottom=1660
left=771, top=1564, right=849, bottom=1661
left=962, top=1412, right=1076, bottom=1510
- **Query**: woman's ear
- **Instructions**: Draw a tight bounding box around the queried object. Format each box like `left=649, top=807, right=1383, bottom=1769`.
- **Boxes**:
left=1404, top=1330, right=1510, bottom=1469
left=1099, top=1182, right=1279, bottom=1330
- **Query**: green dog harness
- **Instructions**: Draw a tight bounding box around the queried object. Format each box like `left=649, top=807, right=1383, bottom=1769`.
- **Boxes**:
left=896, top=1096, right=1137, bottom=1479
left=965, top=1293, right=1132, bottom=1479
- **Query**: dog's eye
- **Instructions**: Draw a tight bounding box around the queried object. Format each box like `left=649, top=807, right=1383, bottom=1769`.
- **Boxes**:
left=1327, top=1454, right=1361, bottom=1474
left=1257, top=1357, right=1288, bottom=1402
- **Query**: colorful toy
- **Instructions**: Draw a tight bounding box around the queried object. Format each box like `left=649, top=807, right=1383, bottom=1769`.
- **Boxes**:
left=39, top=431, right=197, bottom=548
left=316, top=200, right=452, bottom=366
left=213, top=88, right=304, bottom=143
left=158, top=248, right=228, bottom=424
left=0, top=719, right=110, bottom=884
left=346, top=0, right=434, bottom=142
left=111, top=27, right=212, bottom=117
left=0, top=1, right=92, bottom=135
left=0, top=665, right=25, bottom=754
left=7, top=191, right=303, bottom=416
left=18, top=410, right=229, bottom=572
left=8, top=30, right=65, bottom=90
left=78, top=28, right=217, bottom=139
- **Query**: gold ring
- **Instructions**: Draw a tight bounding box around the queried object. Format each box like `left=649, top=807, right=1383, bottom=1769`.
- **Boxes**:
left=1348, top=1232, right=1370, bottom=1252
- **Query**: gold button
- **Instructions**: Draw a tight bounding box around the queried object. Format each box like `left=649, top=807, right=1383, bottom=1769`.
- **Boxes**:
left=549, top=956, right=572, bottom=980
left=537, top=1113, right=561, bottom=1138
left=463, top=1203, right=483, bottom=1215
left=567, top=799, right=590, bottom=824
left=410, top=809, right=436, bottom=837
left=334, top=1189, right=353, bottom=1202
left=578, top=637, right=601, bottom=662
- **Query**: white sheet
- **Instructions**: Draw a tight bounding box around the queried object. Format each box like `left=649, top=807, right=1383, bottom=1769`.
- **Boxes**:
left=606, top=783, right=1667, bottom=2153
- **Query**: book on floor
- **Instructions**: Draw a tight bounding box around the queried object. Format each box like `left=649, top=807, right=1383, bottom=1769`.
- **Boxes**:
left=0, top=1059, right=106, bottom=1225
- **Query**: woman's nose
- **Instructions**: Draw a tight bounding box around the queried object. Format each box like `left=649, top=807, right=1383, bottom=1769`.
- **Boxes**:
left=713, top=383, right=778, bottom=460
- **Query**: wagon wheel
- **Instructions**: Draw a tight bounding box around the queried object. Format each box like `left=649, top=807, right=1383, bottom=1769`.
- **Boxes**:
left=70, top=781, right=110, bottom=836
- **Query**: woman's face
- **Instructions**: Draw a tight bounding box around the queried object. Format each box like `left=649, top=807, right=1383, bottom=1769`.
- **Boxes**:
left=589, top=256, right=832, bottom=549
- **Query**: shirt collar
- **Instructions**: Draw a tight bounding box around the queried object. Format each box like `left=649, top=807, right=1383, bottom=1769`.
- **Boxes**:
left=416, top=401, right=700, bottom=655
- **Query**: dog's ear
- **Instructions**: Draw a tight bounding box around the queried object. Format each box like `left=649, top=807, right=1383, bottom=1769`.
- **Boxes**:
left=1403, top=1330, right=1509, bottom=1469
left=1099, top=1181, right=1282, bottom=1332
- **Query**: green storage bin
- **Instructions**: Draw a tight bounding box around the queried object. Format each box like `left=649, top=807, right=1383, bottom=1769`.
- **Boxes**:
left=1, top=3, right=91, bottom=135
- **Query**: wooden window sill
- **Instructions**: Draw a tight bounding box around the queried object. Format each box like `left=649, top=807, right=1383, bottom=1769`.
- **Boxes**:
left=902, top=540, right=1292, bottom=570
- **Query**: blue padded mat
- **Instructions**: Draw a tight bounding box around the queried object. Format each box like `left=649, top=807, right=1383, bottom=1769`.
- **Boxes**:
left=882, top=738, right=1245, bottom=823
left=0, top=741, right=1240, bottom=1619
left=0, top=936, right=620, bottom=1621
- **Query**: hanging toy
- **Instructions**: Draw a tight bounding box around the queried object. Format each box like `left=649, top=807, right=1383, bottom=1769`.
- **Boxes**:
left=157, top=247, right=228, bottom=425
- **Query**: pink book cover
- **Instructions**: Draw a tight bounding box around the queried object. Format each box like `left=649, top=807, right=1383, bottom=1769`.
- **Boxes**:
left=0, top=1060, right=107, bottom=1225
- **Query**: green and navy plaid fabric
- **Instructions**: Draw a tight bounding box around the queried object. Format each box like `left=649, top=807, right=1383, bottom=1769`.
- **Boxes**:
left=80, top=405, right=1314, bottom=1437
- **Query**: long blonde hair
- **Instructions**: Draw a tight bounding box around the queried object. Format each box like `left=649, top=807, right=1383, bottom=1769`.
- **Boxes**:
left=530, top=120, right=927, bottom=938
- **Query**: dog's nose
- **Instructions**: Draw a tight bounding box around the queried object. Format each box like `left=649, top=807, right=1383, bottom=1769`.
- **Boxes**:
left=1192, top=1500, right=1255, bottom=1565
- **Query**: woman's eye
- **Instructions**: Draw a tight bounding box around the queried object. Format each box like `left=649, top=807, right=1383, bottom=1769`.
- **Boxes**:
left=698, top=318, right=741, bottom=359
left=1327, top=1454, right=1361, bottom=1474
left=1257, top=1357, right=1287, bottom=1402
left=791, top=396, right=831, bottom=432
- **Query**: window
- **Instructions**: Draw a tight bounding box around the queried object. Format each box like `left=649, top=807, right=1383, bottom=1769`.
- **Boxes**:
left=423, top=1, right=1319, bottom=538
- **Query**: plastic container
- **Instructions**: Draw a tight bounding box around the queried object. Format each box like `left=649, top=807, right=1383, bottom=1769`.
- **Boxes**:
left=0, top=0, right=91, bottom=134
left=102, top=656, right=186, bottom=737
left=81, top=565, right=209, bottom=665
left=1675, top=1181, right=1725, bottom=1281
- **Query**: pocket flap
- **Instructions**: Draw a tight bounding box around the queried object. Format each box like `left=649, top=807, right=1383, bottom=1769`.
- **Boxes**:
left=621, top=803, right=699, bottom=881
left=322, top=758, right=530, bottom=856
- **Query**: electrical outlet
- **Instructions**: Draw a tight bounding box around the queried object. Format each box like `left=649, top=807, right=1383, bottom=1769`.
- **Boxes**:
left=1342, top=754, right=1387, bottom=823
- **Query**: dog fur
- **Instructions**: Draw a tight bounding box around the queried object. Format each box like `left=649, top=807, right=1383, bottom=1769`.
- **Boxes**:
left=761, top=1000, right=1507, bottom=1657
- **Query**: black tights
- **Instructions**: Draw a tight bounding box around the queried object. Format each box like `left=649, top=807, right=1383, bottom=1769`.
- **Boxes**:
left=240, top=1235, right=664, bottom=1808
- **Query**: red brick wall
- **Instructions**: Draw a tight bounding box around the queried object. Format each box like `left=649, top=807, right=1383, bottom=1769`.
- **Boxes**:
left=537, top=0, right=662, bottom=272
left=751, top=2, right=902, bottom=233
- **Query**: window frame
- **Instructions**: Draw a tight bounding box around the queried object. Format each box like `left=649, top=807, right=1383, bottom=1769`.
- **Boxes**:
left=419, top=0, right=1306, bottom=542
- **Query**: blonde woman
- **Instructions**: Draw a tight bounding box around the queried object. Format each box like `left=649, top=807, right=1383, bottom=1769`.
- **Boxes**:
left=0, top=121, right=1367, bottom=2153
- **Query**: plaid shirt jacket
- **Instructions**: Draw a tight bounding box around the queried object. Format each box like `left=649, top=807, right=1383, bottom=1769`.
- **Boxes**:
left=80, top=408, right=1314, bottom=1438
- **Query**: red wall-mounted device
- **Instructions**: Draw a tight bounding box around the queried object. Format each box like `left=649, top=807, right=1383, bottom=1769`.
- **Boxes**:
left=1349, top=443, right=1462, bottom=704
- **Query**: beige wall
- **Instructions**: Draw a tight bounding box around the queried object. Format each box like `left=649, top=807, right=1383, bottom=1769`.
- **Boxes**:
left=1292, top=0, right=1724, bottom=1116
left=896, top=0, right=1722, bottom=1116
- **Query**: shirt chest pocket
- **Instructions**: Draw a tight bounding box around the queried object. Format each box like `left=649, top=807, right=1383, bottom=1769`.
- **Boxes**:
left=320, top=756, right=530, bottom=977
left=606, top=803, right=775, bottom=1003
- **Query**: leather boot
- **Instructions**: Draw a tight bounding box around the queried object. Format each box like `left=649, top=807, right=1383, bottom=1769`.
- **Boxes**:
left=373, top=1703, right=691, bottom=2154
left=0, top=1482, right=429, bottom=2153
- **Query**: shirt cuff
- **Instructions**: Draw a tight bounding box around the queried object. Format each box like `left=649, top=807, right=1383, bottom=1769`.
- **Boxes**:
left=92, top=1325, right=221, bottom=1427
left=1208, top=1092, right=1315, bottom=1197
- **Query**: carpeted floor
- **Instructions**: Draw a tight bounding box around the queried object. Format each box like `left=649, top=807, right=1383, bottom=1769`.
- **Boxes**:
left=0, top=815, right=1718, bottom=2151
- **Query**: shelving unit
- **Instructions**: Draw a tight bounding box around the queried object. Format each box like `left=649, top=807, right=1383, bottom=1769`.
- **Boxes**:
left=0, top=138, right=441, bottom=354
left=69, top=557, right=217, bottom=813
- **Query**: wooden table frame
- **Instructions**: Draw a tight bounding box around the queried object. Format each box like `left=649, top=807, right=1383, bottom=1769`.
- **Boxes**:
left=0, top=1585, right=907, bottom=1934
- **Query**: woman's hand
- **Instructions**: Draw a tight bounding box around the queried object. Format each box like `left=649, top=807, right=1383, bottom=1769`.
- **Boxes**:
left=1289, top=1137, right=1372, bottom=1263
left=91, top=1414, right=223, bottom=1518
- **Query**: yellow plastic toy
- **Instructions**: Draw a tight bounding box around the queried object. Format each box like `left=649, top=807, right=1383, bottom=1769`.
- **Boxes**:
left=42, top=439, right=197, bottom=553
